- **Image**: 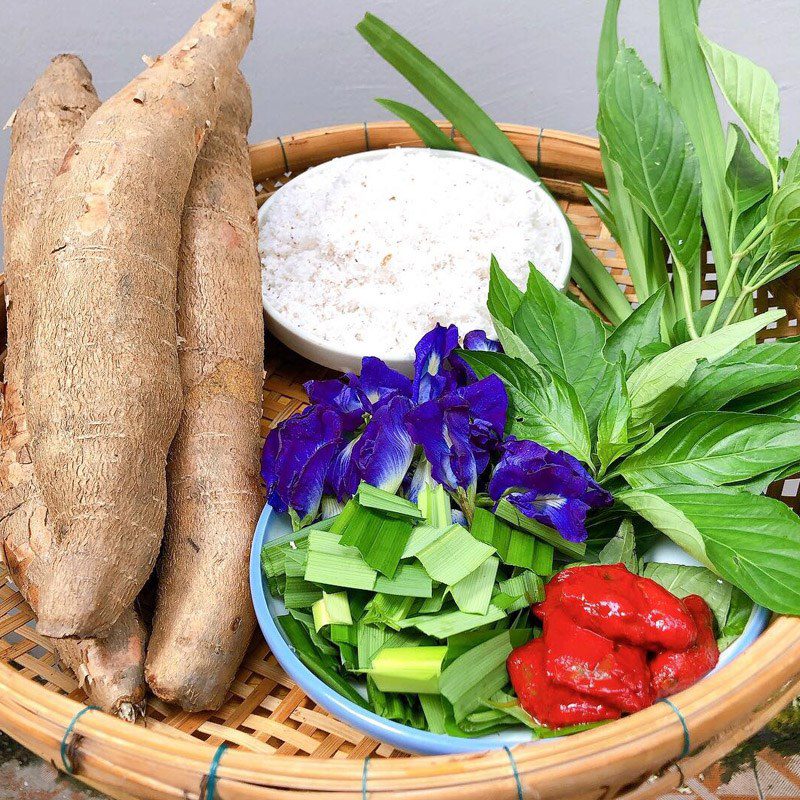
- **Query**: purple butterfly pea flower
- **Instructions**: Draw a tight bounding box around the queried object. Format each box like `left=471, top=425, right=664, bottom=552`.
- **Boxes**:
left=304, top=357, right=411, bottom=433
left=327, top=395, right=416, bottom=501
left=488, top=438, right=613, bottom=543
left=450, top=329, right=504, bottom=385
left=261, top=405, right=344, bottom=527
left=405, top=375, right=508, bottom=508
left=412, top=323, right=460, bottom=403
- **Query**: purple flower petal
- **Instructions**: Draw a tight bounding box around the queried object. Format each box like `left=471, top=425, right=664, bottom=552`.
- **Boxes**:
left=355, top=396, right=416, bottom=494
left=303, top=378, right=365, bottom=431
left=261, top=406, right=344, bottom=524
left=412, top=323, right=460, bottom=403
left=327, top=435, right=362, bottom=502
left=463, top=330, right=502, bottom=352
left=506, top=492, right=592, bottom=543
left=489, top=436, right=611, bottom=543
left=354, top=357, right=412, bottom=408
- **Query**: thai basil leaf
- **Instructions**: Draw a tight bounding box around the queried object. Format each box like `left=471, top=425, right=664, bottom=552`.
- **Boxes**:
left=642, top=562, right=732, bottom=631
left=659, top=0, right=733, bottom=291
left=725, top=123, right=773, bottom=219
left=766, top=182, right=800, bottom=254
left=375, top=98, right=458, bottom=151
left=667, top=361, right=800, bottom=420
left=512, top=265, right=609, bottom=426
left=604, top=287, right=666, bottom=373
left=596, top=362, right=633, bottom=474
left=617, top=485, right=800, bottom=614
left=598, top=0, right=670, bottom=307
left=672, top=299, right=736, bottom=343
left=717, top=587, right=754, bottom=650
left=487, top=256, right=523, bottom=329
left=626, top=309, right=785, bottom=428
left=784, top=140, right=800, bottom=185
left=598, top=518, right=637, bottom=572
left=599, top=46, right=702, bottom=290
left=698, top=30, right=781, bottom=179
left=457, top=350, right=593, bottom=464
left=619, top=412, right=800, bottom=488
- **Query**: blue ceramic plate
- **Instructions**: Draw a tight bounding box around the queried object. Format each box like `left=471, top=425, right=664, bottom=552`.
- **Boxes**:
left=249, top=503, right=771, bottom=755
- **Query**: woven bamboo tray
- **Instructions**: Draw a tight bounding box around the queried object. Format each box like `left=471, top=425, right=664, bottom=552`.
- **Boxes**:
left=1, top=121, right=800, bottom=800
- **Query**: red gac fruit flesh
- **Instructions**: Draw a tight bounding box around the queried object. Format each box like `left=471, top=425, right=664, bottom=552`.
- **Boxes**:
left=507, top=637, right=622, bottom=729
left=535, top=564, right=698, bottom=651
left=651, top=594, right=720, bottom=699
left=544, top=608, right=652, bottom=713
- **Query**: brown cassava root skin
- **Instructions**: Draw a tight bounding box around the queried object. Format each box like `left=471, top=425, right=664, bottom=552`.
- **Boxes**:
left=23, top=0, right=256, bottom=638
left=0, top=55, right=146, bottom=717
left=146, top=71, right=264, bottom=711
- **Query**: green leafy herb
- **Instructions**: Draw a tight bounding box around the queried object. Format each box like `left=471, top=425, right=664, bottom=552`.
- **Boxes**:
left=598, top=519, right=638, bottom=572
left=375, top=98, right=458, bottom=151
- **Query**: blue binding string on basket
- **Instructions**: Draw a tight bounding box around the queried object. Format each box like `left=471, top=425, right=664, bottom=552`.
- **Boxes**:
left=362, top=755, right=372, bottom=799
left=60, top=705, right=100, bottom=775
left=659, top=698, right=691, bottom=759
left=504, top=745, right=524, bottom=800
left=202, top=742, right=230, bottom=800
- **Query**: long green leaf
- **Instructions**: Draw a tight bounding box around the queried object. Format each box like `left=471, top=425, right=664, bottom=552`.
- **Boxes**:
left=626, top=309, right=785, bottom=427
left=357, top=13, right=632, bottom=324
left=376, top=98, right=459, bottom=151
left=599, top=47, right=703, bottom=302
left=698, top=30, right=781, bottom=180
left=598, top=0, right=671, bottom=307
left=618, top=485, right=800, bottom=614
left=726, top=124, right=773, bottom=219
left=459, top=350, right=593, bottom=463
left=618, top=412, right=800, bottom=487
left=659, top=0, right=733, bottom=290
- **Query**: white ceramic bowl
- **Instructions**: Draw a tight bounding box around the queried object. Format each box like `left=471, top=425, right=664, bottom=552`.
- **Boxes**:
left=258, top=148, right=572, bottom=375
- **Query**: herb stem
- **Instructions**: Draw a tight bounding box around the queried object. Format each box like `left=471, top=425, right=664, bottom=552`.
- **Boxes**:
left=702, top=252, right=743, bottom=335
left=674, top=262, right=699, bottom=339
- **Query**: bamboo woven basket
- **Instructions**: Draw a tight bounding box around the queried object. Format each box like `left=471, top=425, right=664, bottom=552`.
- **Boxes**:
left=1, top=121, right=800, bottom=800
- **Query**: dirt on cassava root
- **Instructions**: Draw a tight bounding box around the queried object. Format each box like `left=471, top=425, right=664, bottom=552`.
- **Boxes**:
left=146, top=70, right=264, bottom=711
left=0, top=54, right=147, bottom=718
left=23, top=0, right=256, bottom=639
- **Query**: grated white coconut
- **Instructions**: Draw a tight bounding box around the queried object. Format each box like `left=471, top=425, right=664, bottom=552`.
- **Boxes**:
left=259, top=148, right=566, bottom=357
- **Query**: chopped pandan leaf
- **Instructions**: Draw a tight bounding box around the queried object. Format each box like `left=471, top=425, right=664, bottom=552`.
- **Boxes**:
left=415, top=585, right=447, bottom=614
left=446, top=628, right=532, bottom=663
left=312, top=591, right=353, bottom=632
left=329, top=623, right=357, bottom=646
left=283, top=575, right=323, bottom=609
left=261, top=531, right=310, bottom=579
left=367, top=646, right=447, bottom=694
left=374, top=562, right=433, bottom=598
left=401, top=524, right=448, bottom=558
left=440, top=630, right=515, bottom=722
left=356, top=482, right=423, bottom=518
left=495, top=499, right=587, bottom=560
left=357, top=624, right=424, bottom=668
left=367, top=677, right=427, bottom=729
left=455, top=707, right=523, bottom=735
left=304, top=530, right=377, bottom=591
left=450, top=556, right=499, bottom=615
left=286, top=609, right=340, bottom=658
left=283, top=548, right=308, bottom=577
left=278, top=614, right=368, bottom=708
left=329, top=499, right=360, bottom=534
left=266, top=574, right=285, bottom=598
left=302, top=516, right=339, bottom=532
left=399, top=605, right=506, bottom=638
left=416, top=523, right=494, bottom=584
left=494, top=572, right=545, bottom=613
left=417, top=482, right=451, bottom=526
left=471, top=507, right=554, bottom=574
left=419, top=693, right=450, bottom=734
left=483, top=690, right=539, bottom=730
left=339, top=504, right=414, bottom=578
left=362, top=593, right=416, bottom=630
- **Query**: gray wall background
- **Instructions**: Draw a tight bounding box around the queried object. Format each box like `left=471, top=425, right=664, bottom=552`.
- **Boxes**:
left=1, top=0, right=798, bottom=245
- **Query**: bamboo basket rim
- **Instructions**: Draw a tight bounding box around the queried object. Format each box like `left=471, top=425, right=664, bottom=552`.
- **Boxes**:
left=1, top=120, right=799, bottom=800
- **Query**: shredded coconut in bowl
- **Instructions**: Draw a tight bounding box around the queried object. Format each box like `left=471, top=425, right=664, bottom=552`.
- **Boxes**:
left=259, top=148, right=568, bottom=360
